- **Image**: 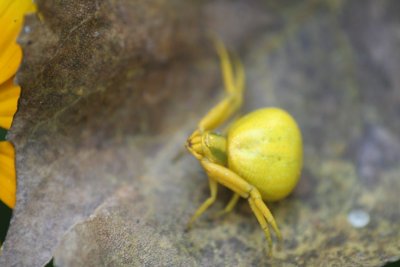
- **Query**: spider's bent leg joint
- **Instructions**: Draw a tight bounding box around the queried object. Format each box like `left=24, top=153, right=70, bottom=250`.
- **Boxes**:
left=198, top=94, right=242, bottom=132
left=196, top=40, right=245, bottom=132
left=248, top=186, right=262, bottom=199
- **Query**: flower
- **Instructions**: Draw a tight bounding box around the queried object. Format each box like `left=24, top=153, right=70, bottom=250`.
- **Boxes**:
left=0, top=142, right=16, bottom=208
left=0, top=0, right=36, bottom=209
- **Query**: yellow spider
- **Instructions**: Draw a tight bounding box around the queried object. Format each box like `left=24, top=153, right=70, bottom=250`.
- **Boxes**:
left=185, top=40, right=303, bottom=254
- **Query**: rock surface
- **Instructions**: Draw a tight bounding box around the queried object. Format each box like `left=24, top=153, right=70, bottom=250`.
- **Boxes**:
left=1, top=0, right=400, bottom=266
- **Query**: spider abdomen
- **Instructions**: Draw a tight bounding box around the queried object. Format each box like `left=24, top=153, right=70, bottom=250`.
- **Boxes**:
left=227, top=108, right=303, bottom=201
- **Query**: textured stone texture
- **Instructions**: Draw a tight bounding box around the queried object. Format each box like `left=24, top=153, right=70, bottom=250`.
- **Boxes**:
left=1, top=0, right=400, bottom=266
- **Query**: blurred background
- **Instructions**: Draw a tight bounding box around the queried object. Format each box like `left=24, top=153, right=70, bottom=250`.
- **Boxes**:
left=1, top=1, right=400, bottom=266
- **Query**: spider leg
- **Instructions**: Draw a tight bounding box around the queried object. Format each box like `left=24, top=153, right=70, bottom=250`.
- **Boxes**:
left=187, top=176, right=218, bottom=229
left=249, top=189, right=282, bottom=241
left=222, top=193, right=240, bottom=213
left=214, top=193, right=240, bottom=217
left=232, top=53, right=245, bottom=95
left=200, top=160, right=281, bottom=248
left=248, top=197, right=273, bottom=255
left=197, top=39, right=245, bottom=132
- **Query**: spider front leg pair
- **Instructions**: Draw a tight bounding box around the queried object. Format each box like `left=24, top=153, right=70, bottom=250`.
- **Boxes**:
left=185, top=40, right=287, bottom=254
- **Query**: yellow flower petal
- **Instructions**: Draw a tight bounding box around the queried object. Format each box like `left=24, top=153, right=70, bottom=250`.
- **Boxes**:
left=0, top=0, right=36, bottom=210
left=0, top=0, right=36, bottom=84
left=0, top=43, right=22, bottom=86
left=0, top=77, right=21, bottom=129
left=0, top=141, right=16, bottom=208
